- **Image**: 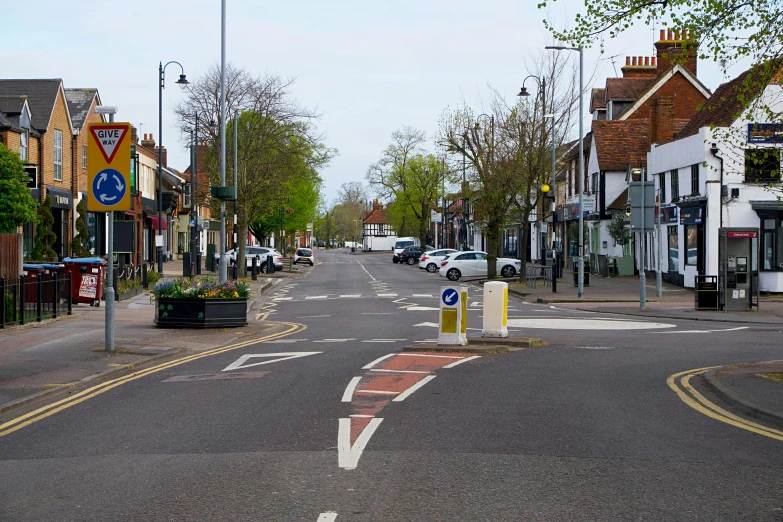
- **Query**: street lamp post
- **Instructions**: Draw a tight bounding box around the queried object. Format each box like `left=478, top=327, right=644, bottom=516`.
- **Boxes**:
left=157, top=61, right=188, bottom=275
left=189, top=114, right=215, bottom=275
left=547, top=44, right=584, bottom=298
left=474, top=113, right=494, bottom=255
left=519, top=75, right=557, bottom=292
left=217, top=0, right=228, bottom=283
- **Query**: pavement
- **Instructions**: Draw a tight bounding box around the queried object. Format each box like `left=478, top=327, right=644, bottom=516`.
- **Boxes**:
left=2, top=254, right=782, bottom=437
left=0, top=259, right=297, bottom=415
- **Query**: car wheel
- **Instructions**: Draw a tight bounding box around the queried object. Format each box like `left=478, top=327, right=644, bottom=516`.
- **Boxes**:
left=392, top=257, right=398, bottom=264
left=501, top=265, right=516, bottom=278
left=447, top=268, right=461, bottom=281
left=407, top=257, right=416, bottom=265
left=427, top=263, right=438, bottom=273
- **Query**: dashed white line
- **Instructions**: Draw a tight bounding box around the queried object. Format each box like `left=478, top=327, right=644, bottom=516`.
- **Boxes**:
left=355, top=389, right=400, bottom=395
left=393, top=375, right=436, bottom=402
left=306, top=295, right=329, bottom=300
left=377, top=293, right=398, bottom=297
left=314, top=338, right=356, bottom=343
left=298, top=314, right=332, bottom=318
left=369, top=368, right=430, bottom=374
left=340, top=294, right=361, bottom=298
left=412, top=294, right=434, bottom=298
left=273, top=297, right=293, bottom=301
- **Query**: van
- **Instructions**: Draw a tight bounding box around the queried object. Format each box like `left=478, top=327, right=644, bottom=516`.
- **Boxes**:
left=392, top=237, right=418, bottom=263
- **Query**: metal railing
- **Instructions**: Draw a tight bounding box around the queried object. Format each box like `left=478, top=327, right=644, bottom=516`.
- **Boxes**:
left=1, top=273, right=72, bottom=328
left=526, top=265, right=552, bottom=287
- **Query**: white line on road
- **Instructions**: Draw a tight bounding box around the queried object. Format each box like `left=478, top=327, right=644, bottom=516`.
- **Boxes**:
left=338, top=417, right=383, bottom=470
left=340, top=294, right=361, bottom=298
left=363, top=312, right=394, bottom=315
left=306, top=295, right=329, bottom=300
left=317, top=512, right=338, bottom=522
left=355, top=389, right=400, bottom=395
left=443, top=355, right=482, bottom=368
left=397, top=353, right=464, bottom=358
left=414, top=322, right=439, bottom=327
left=405, top=306, right=439, bottom=311
left=393, top=375, right=436, bottom=402
left=355, top=258, right=377, bottom=282
left=377, top=293, right=398, bottom=297
left=361, top=340, right=397, bottom=343
left=222, top=352, right=322, bottom=372
left=658, top=326, right=750, bottom=334
left=370, top=368, right=430, bottom=374
left=362, top=354, right=396, bottom=368
left=298, top=315, right=332, bottom=318
left=349, top=414, right=375, bottom=418
left=264, top=339, right=307, bottom=344
left=341, top=376, right=362, bottom=402
left=273, top=297, right=293, bottom=301
left=314, top=338, right=356, bottom=343
left=412, top=294, right=434, bottom=298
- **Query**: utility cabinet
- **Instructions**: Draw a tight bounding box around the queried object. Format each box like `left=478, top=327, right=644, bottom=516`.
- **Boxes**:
left=718, top=228, right=759, bottom=311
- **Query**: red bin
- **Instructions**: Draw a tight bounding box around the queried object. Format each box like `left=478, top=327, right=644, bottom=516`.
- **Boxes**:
left=62, top=258, right=106, bottom=307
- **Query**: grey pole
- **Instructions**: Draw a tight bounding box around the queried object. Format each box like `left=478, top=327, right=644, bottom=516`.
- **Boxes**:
left=194, top=116, right=199, bottom=261
left=157, top=62, right=164, bottom=274
left=656, top=186, right=663, bottom=297
left=233, top=109, right=238, bottom=253
left=218, top=0, right=228, bottom=283
left=577, top=47, right=584, bottom=299
left=547, top=79, right=557, bottom=293
left=640, top=168, right=647, bottom=309
left=105, top=111, right=115, bottom=352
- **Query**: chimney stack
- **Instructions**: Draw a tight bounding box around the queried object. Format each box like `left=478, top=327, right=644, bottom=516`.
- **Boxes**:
left=155, top=146, right=167, bottom=168
left=141, top=133, right=156, bottom=150
left=650, top=96, right=675, bottom=145
left=655, top=28, right=698, bottom=76
left=621, top=55, right=657, bottom=78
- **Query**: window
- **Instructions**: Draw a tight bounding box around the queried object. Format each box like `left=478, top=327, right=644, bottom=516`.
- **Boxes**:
left=53, top=130, right=63, bottom=181
left=82, top=145, right=87, bottom=169
left=668, top=226, right=679, bottom=272
left=745, top=149, right=780, bottom=183
left=20, top=131, right=28, bottom=162
left=685, top=225, right=698, bottom=265
left=690, top=164, right=700, bottom=195
left=183, top=183, right=192, bottom=208
left=591, top=172, right=598, bottom=195
left=761, top=216, right=783, bottom=271
left=660, top=172, right=666, bottom=203
left=670, top=169, right=679, bottom=200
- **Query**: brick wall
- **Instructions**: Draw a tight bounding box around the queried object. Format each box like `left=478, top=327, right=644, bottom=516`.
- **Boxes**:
left=624, top=73, right=707, bottom=122
left=40, top=88, right=73, bottom=190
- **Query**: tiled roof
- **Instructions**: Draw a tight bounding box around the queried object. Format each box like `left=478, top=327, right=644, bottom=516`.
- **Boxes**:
left=605, top=77, right=653, bottom=100
left=677, top=60, right=781, bottom=139
left=64, top=88, right=98, bottom=130
left=607, top=188, right=629, bottom=211
left=364, top=209, right=388, bottom=225
left=591, top=88, right=606, bottom=111
left=0, top=79, right=62, bottom=131
left=592, top=119, right=650, bottom=171
left=0, top=95, right=26, bottom=115
left=563, top=132, right=593, bottom=162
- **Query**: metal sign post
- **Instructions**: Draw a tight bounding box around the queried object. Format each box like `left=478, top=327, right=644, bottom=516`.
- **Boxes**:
left=88, top=114, right=131, bottom=352
left=629, top=170, right=654, bottom=310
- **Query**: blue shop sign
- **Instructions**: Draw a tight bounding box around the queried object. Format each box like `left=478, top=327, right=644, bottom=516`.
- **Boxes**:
left=660, top=205, right=678, bottom=224
left=680, top=206, right=703, bottom=225
left=748, top=123, right=783, bottom=144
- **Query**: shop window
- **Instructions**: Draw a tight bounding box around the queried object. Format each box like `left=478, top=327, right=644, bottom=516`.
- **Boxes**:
left=685, top=225, right=698, bottom=265
left=745, top=149, right=780, bottom=183
left=668, top=226, right=678, bottom=272
left=761, top=217, right=783, bottom=271
left=690, top=164, right=699, bottom=195
left=54, top=130, right=63, bottom=181
left=670, top=169, right=679, bottom=200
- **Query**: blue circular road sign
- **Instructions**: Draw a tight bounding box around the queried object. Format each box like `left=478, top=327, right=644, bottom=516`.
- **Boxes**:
left=92, top=168, right=126, bottom=206
left=441, top=288, right=459, bottom=306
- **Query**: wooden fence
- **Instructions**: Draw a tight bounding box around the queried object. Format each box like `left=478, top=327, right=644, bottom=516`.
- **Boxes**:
left=0, top=233, right=23, bottom=280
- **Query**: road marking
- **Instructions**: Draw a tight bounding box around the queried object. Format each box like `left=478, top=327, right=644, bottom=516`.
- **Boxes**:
left=443, top=355, right=482, bottom=368
left=362, top=354, right=396, bottom=368
left=356, top=389, right=400, bottom=395
left=362, top=340, right=397, bottom=343
left=0, top=322, right=307, bottom=438
left=222, top=352, right=322, bottom=372
left=273, top=297, right=292, bottom=301
left=363, top=312, right=394, bottom=315
left=658, top=326, right=750, bottom=334
left=667, top=367, right=783, bottom=441
left=377, top=293, right=397, bottom=297
left=506, top=318, right=675, bottom=330
left=406, top=306, right=439, bottom=311
left=414, top=321, right=439, bottom=327
left=369, top=368, right=430, bottom=374
left=317, top=512, right=338, bottom=522
left=354, top=258, right=377, bottom=281
left=349, top=414, right=375, bottom=418
left=306, top=295, right=329, bottom=300
left=314, top=338, right=356, bottom=343
left=341, top=376, right=362, bottom=402
left=393, top=375, right=436, bottom=402
left=398, top=353, right=463, bottom=358
left=338, top=417, right=383, bottom=470
left=264, top=339, right=307, bottom=344
left=298, top=314, right=332, bottom=318
left=340, top=294, right=361, bottom=298
left=412, top=294, right=433, bottom=298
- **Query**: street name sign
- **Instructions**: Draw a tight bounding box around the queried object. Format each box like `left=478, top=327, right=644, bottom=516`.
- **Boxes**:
left=87, top=122, right=131, bottom=212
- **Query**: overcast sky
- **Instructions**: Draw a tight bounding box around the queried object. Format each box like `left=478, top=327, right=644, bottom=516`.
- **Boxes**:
left=4, top=1, right=738, bottom=203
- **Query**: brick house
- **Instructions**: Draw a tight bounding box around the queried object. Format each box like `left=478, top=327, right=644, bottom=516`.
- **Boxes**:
left=0, top=80, right=84, bottom=260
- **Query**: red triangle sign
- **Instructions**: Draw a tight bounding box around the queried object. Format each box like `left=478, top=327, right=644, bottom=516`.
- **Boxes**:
left=89, top=125, right=129, bottom=163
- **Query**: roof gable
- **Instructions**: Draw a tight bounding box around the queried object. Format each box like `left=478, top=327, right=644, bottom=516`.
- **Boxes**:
left=64, top=88, right=100, bottom=130
left=592, top=119, right=650, bottom=171
left=0, top=79, right=63, bottom=132
left=363, top=209, right=388, bottom=225
left=618, top=64, right=711, bottom=121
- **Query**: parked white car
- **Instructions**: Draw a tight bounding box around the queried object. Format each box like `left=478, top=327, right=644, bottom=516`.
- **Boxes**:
left=214, top=247, right=284, bottom=272
left=438, top=251, right=521, bottom=281
left=293, top=247, right=314, bottom=266
left=419, top=249, right=458, bottom=273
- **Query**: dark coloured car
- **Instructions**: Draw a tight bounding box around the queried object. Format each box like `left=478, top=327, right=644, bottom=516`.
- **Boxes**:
left=398, top=245, right=424, bottom=265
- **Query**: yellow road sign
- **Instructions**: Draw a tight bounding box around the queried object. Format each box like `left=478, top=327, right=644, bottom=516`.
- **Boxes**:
left=87, top=122, right=131, bottom=212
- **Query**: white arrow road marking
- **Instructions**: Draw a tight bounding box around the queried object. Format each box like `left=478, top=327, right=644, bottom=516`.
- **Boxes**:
left=657, top=326, right=750, bottom=334
left=222, top=352, right=322, bottom=372
left=414, top=322, right=439, bottom=327
left=317, top=513, right=337, bottom=522
left=338, top=417, right=383, bottom=470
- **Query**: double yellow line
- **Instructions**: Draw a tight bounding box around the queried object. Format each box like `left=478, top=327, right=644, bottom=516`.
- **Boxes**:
left=667, top=367, right=783, bottom=441
left=0, top=321, right=306, bottom=438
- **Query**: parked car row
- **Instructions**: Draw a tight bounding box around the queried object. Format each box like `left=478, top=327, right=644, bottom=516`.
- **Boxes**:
left=396, top=246, right=522, bottom=281
left=213, top=246, right=284, bottom=273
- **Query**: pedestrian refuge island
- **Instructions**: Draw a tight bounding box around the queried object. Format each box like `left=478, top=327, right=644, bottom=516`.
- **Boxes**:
left=482, top=281, right=508, bottom=338
left=438, top=285, right=468, bottom=346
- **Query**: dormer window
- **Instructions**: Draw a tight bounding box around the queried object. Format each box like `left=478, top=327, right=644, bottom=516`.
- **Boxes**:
left=20, top=130, right=28, bottom=162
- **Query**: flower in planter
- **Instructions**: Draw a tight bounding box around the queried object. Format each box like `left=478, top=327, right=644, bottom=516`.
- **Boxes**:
left=152, top=277, right=250, bottom=299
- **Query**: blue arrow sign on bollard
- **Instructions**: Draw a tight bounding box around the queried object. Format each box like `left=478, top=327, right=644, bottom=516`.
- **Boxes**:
left=442, top=288, right=458, bottom=306
left=92, top=168, right=126, bottom=206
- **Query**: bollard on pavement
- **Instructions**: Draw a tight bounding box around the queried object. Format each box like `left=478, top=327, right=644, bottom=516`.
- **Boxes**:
left=251, top=257, right=258, bottom=280
left=481, top=281, right=508, bottom=338
left=438, top=285, right=468, bottom=346
left=267, top=254, right=275, bottom=275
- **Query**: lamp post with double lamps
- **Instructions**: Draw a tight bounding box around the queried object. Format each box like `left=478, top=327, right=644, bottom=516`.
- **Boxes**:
left=546, top=44, right=584, bottom=298
left=157, top=61, right=189, bottom=275
left=518, top=75, right=558, bottom=292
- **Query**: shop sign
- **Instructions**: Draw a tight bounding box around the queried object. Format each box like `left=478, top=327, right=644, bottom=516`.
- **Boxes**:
left=680, top=206, right=703, bottom=225
left=660, top=205, right=678, bottom=224
left=748, top=123, right=783, bottom=144
left=727, top=231, right=758, bottom=238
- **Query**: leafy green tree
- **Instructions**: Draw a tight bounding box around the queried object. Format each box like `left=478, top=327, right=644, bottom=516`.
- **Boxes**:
left=0, top=142, right=37, bottom=233
left=30, top=194, right=57, bottom=260
left=72, top=199, right=90, bottom=257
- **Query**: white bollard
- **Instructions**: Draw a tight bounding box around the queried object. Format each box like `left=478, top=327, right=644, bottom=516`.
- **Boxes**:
left=482, top=281, right=508, bottom=338
left=438, top=285, right=467, bottom=346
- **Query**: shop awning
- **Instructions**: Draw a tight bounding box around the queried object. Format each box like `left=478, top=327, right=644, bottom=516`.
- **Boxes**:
left=148, top=215, right=168, bottom=231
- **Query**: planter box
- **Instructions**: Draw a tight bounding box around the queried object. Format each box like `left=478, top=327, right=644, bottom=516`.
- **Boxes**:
left=154, top=297, right=248, bottom=328
left=116, top=286, right=142, bottom=301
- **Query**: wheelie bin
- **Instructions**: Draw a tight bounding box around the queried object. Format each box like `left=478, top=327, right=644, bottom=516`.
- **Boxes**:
left=62, top=257, right=107, bottom=306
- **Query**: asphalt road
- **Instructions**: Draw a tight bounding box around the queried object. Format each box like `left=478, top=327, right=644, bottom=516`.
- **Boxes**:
left=1, top=248, right=781, bottom=521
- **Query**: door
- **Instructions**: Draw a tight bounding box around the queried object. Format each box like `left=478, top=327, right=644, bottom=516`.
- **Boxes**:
left=475, top=252, right=488, bottom=276
left=454, top=252, right=477, bottom=276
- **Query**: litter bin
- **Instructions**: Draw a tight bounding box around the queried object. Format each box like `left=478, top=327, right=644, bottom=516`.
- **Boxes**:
left=206, top=244, right=216, bottom=271
left=183, top=252, right=193, bottom=277
left=62, top=257, right=106, bottom=307
left=572, top=260, right=590, bottom=287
